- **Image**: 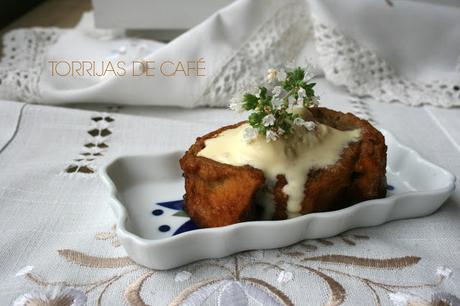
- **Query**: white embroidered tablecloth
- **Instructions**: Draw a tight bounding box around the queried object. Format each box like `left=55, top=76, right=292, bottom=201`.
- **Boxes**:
left=0, top=79, right=459, bottom=306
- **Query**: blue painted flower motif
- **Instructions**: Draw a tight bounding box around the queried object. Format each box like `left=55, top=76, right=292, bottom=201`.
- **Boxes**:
left=155, top=200, right=198, bottom=235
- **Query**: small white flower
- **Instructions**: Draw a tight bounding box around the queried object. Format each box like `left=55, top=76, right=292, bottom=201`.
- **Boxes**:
left=277, top=127, right=285, bottom=135
left=436, top=266, right=453, bottom=279
left=15, top=266, right=33, bottom=277
left=175, top=271, right=192, bottom=282
left=294, top=118, right=316, bottom=131
left=293, top=117, right=306, bottom=126
left=277, top=271, right=293, bottom=283
left=262, top=114, right=276, bottom=127
left=272, top=98, right=284, bottom=110
left=265, top=130, right=278, bottom=142
left=297, top=87, right=306, bottom=98
left=295, top=97, right=304, bottom=108
left=266, top=68, right=278, bottom=82
left=287, top=96, right=296, bottom=108
left=243, top=127, right=258, bottom=143
left=229, top=97, right=244, bottom=113
left=304, top=72, right=315, bottom=83
left=277, top=69, right=287, bottom=81
left=304, top=121, right=316, bottom=131
left=272, top=86, right=282, bottom=97
left=311, top=95, right=320, bottom=106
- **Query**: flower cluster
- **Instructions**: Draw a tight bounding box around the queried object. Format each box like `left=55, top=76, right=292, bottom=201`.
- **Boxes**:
left=229, top=65, right=319, bottom=142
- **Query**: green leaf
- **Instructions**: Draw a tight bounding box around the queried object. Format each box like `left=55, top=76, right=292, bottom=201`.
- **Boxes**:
left=301, top=83, right=315, bottom=97
left=230, top=65, right=318, bottom=142
left=259, top=86, right=267, bottom=99
left=243, top=94, right=258, bottom=110
left=292, top=67, right=305, bottom=82
left=248, top=112, right=263, bottom=127
left=173, top=211, right=189, bottom=217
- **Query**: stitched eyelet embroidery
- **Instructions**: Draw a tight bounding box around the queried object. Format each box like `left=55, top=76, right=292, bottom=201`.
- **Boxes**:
left=64, top=114, right=115, bottom=174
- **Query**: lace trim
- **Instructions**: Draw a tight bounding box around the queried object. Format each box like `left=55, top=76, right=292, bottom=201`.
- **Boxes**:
left=314, top=21, right=460, bottom=108
left=0, top=28, right=63, bottom=103
left=349, top=96, right=376, bottom=126
left=3, top=8, right=458, bottom=109
left=199, top=0, right=312, bottom=107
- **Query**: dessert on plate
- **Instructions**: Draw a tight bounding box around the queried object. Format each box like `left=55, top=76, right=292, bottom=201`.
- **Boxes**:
left=180, top=66, right=387, bottom=228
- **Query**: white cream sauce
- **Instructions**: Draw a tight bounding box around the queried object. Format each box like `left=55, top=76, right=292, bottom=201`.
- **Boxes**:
left=197, top=123, right=361, bottom=216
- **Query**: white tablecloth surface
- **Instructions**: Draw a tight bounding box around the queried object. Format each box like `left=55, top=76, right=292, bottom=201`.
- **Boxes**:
left=0, top=79, right=459, bottom=305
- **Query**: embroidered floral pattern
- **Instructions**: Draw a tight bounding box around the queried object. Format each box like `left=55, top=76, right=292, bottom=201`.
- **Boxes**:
left=95, top=225, right=121, bottom=247
left=64, top=113, right=114, bottom=174
left=13, top=284, right=87, bottom=306
left=13, top=226, right=456, bottom=306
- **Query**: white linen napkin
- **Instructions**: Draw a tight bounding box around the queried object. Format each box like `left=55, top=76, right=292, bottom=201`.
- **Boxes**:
left=309, top=0, right=460, bottom=107
left=0, top=0, right=311, bottom=107
left=0, top=0, right=459, bottom=107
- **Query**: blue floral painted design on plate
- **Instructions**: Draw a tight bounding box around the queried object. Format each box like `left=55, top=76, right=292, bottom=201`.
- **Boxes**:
left=153, top=200, right=198, bottom=236
left=151, top=184, right=395, bottom=237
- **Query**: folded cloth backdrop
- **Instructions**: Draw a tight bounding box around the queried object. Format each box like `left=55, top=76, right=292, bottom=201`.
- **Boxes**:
left=0, top=0, right=311, bottom=107
left=0, top=0, right=459, bottom=107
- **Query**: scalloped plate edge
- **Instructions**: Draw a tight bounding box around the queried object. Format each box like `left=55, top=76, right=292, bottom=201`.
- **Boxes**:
left=100, top=129, right=456, bottom=269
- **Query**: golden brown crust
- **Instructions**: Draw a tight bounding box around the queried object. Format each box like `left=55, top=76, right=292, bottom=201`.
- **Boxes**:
left=179, top=122, right=265, bottom=228
left=180, top=108, right=387, bottom=227
left=273, top=108, right=387, bottom=219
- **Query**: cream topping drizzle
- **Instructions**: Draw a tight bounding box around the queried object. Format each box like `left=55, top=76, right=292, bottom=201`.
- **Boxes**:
left=197, top=123, right=361, bottom=216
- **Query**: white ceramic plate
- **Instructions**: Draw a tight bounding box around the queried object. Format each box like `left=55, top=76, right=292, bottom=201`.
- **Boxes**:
left=101, top=130, right=456, bottom=269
